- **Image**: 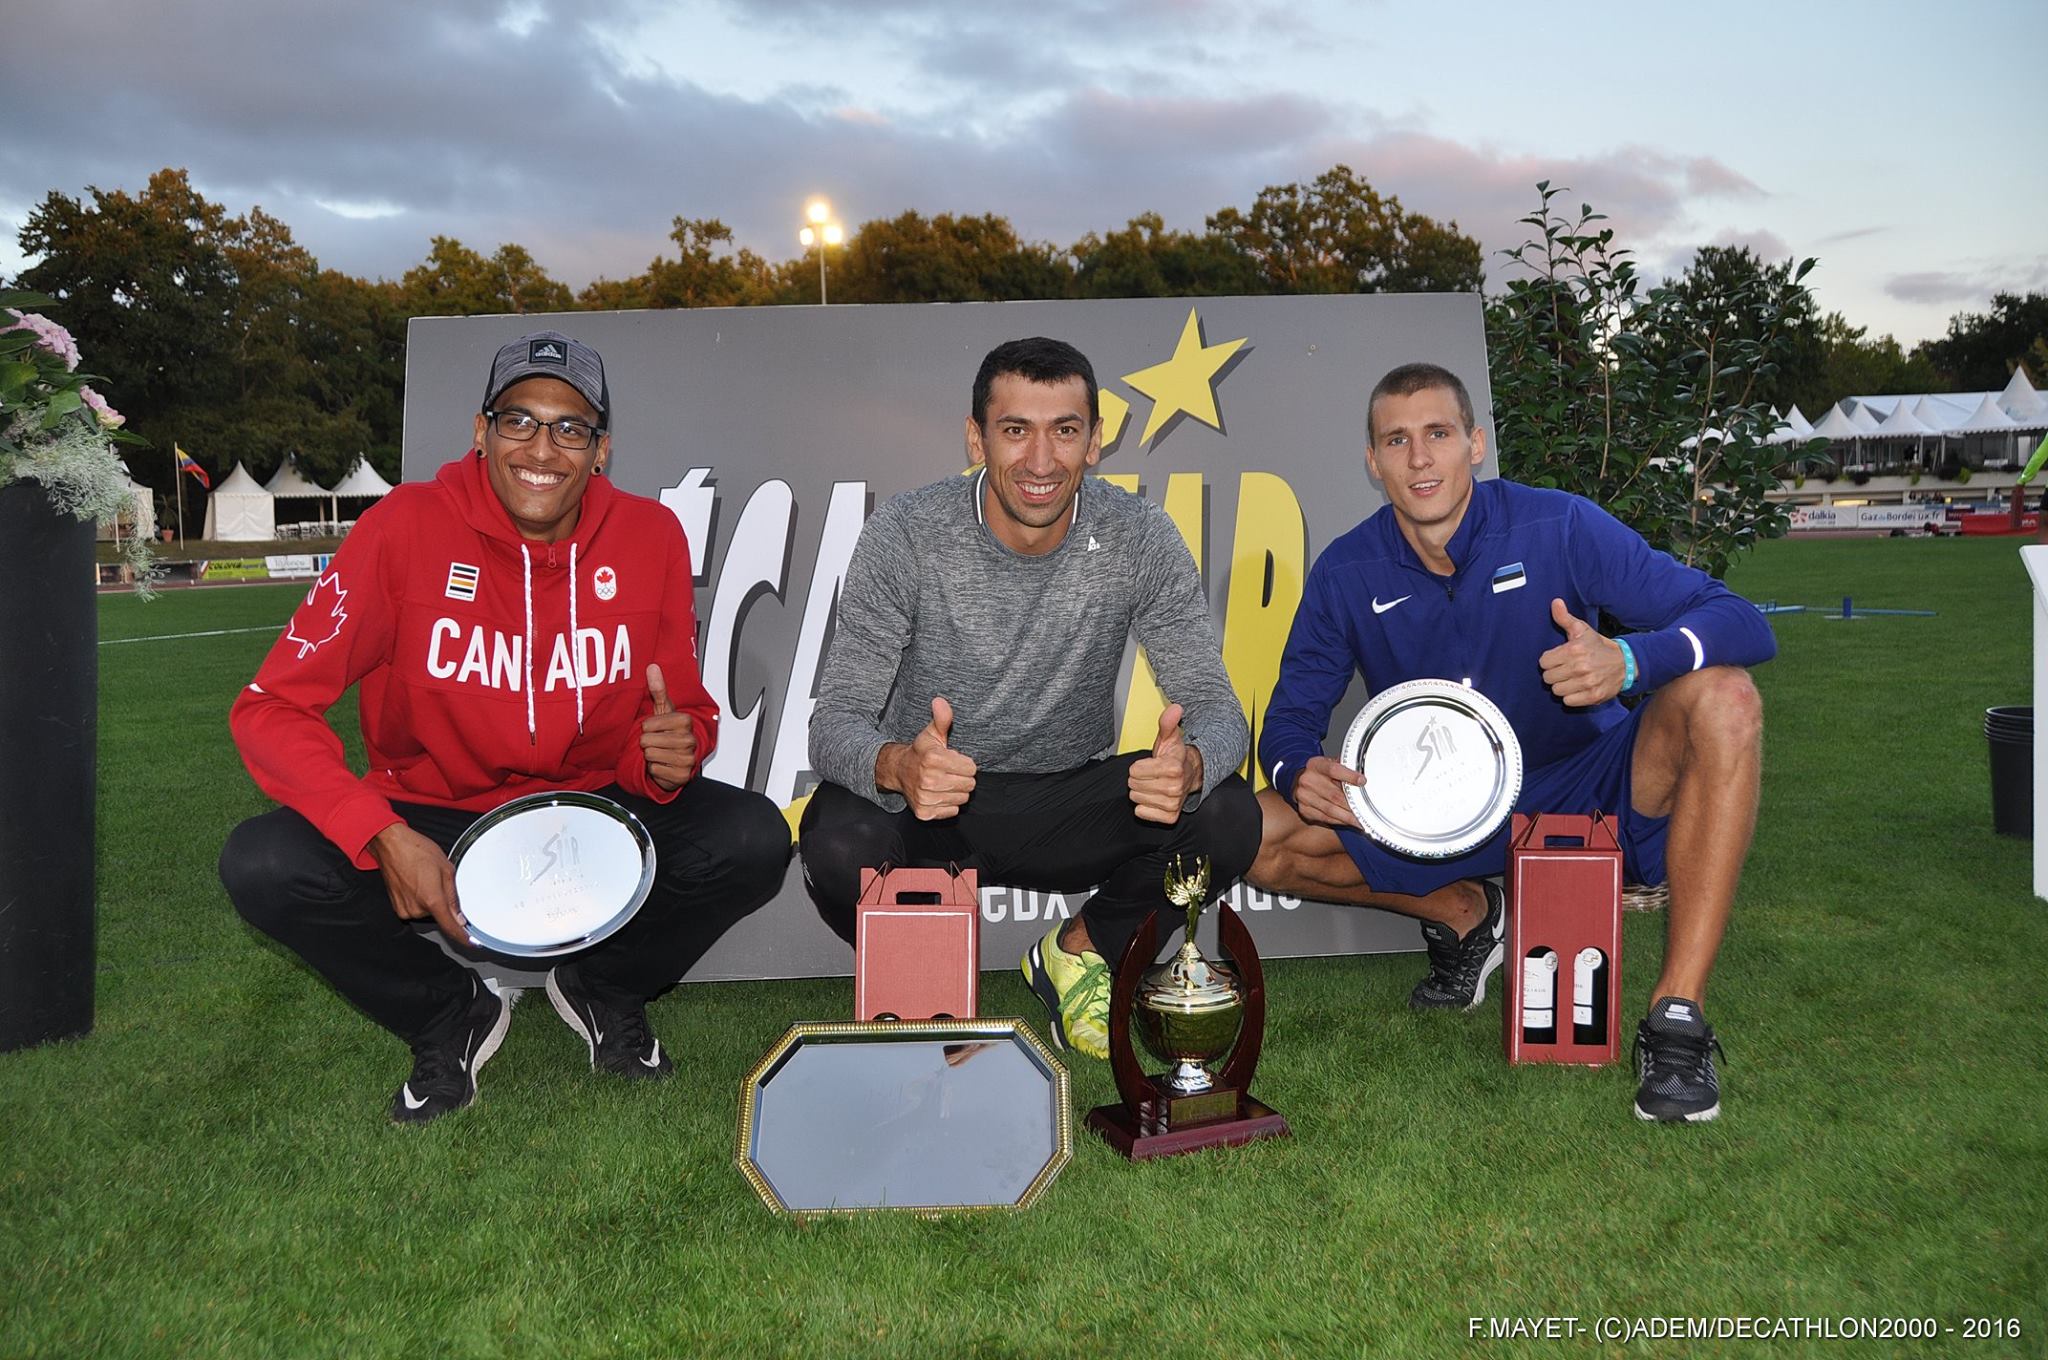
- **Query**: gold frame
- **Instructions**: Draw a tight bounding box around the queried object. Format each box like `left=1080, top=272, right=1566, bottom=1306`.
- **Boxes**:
left=735, top=1017, right=1072, bottom=1217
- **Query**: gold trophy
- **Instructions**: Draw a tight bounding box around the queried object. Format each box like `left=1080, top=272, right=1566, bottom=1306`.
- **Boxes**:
left=1133, top=857, right=1242, bottom=1111
left=1087, top=855, right=1290, bottom=1160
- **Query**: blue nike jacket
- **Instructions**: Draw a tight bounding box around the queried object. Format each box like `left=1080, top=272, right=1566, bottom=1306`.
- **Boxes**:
left=1260, top=478, right=1776, bottom=801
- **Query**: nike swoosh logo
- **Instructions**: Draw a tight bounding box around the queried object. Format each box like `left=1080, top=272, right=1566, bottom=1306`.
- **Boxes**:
left=640, top=1041, right=663, bottom=1068
left=401, top=1085, right=429, bottom=1111
left=1372, top=594, right=1412, bottom=614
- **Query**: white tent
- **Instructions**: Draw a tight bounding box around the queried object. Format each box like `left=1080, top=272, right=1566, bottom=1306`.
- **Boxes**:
left=1810, top=405, right=1862, bottom=440
left=1766, top=404, right=1818, bottom=446
left=327, top=456, right=395, bottom=532
left=201, top=462, right=275, bottom=542
left=330, top=457, right=395, bottom=498
left=1957, top=392, right=2020, bottom=434
left=265, top=453, right=337, bottom=529
left=1999, top=368, right=2044, bottom=422
left=1911, top=396, right=1953, bottom=430
left=263, top=453, right=328, bottom=500
left=101, top=476, right=158, bottom=543
left=1849, top=403, right=1883, bottom=434
left=1873, top=401, right=1932, bottom=436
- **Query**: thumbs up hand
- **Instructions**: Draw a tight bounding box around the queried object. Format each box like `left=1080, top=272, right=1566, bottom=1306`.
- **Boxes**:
left=640, top=661, right=699, bottom=791
left=1128, top=702, right=1204, bottom=824
left=1538, top=598, right=1627, bottom=707
left=880, top=696, right=979, bottom=820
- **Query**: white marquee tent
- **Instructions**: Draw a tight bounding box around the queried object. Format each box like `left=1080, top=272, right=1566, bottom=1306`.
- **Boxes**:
left=1958, top=393, right=2020, bottom=434
left=330, top=457, right=396, bottom=523
left=263, top=454, right=331, bottom=527
left=105, top=476, right=157, bottom=543
left=330, top=457, right=395, bottom=500
left=201, top=462, right=275, bottom=542
left=1808, top=406, right=1863, bottom=441
left=1779, top=370, right=2048, bottom=472
left=2000, top=368, right=2045, bottom=422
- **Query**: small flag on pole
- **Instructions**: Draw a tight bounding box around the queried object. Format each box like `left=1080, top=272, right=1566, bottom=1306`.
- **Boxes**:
left=175, top=445, right=212, bottom=489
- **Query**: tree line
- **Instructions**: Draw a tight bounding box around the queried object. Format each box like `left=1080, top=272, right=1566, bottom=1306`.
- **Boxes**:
left=10, top=165, right=2043, bottom=529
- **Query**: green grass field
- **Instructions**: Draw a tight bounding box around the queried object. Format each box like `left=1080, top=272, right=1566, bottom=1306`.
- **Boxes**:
left=5, top=537, right=2045, bottom=1358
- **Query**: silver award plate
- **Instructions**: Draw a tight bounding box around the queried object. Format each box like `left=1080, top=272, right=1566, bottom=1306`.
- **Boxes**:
left=449, top=792, right=656, bottom=957
left=1338, top=678, right=1522, bottom=859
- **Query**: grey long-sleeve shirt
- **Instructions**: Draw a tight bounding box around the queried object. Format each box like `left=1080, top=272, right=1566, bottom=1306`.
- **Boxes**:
left=810, top=470, right=1249, bottom=812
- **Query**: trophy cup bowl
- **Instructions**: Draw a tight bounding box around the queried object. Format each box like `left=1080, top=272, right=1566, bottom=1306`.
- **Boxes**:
left=1133, top=951, right=1244, bottom=1095
left=1132, top=854, right=1243, bottom=1095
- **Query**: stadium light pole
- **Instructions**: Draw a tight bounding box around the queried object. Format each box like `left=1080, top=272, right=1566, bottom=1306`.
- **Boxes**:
left=799, top=197, right=843, bottom=304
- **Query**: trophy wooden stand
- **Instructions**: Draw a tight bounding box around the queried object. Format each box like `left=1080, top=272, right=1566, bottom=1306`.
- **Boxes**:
left=1086, top=907, right=1290, bottom=1160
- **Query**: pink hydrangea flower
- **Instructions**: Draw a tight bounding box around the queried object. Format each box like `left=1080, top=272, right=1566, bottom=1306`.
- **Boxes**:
left=79, top=385, right=125, bottom=428
left=3, top=309, right=82, bottom=371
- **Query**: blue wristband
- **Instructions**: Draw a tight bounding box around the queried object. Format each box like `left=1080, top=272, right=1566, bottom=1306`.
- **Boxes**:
left=1617, top=638, right=1638, bottom=694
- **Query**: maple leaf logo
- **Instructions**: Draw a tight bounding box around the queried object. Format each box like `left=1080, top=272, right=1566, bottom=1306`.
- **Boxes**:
left=287, top=571, right=349, bottom=659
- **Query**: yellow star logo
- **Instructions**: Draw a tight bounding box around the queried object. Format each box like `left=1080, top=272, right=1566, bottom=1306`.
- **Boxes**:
left=1098, top=389, right=1130, bottom=451
left=1121, top=307, right=1247, bottom=447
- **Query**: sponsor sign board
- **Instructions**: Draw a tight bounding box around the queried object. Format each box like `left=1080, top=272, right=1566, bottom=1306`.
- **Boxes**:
left=403, top=296, right=1493, bottom=980
left=201, top=558, right=272, bottom=582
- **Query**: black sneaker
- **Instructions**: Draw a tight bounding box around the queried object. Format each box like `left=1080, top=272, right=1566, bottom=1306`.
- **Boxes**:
left=546, top=964, right=674, bottom=1079
left=391, top=977, right=510, bottom=1125
left=1632, top=995, right=1725, bottom=1123
left=1409, top=878, right=1506, bottom=1010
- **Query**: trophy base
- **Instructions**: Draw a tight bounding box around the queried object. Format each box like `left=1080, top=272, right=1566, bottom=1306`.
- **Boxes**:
left=1085, top=1092, right=1290, bottom=1162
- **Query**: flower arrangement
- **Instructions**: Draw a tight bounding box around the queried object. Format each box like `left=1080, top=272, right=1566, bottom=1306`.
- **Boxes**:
left=0, top=289, right=157, bottom=589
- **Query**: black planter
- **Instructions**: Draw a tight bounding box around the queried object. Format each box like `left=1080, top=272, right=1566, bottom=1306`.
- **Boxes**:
left=1986, top=706, right=2033, bottom=839
left=0, top=480, right=96, bottom=1051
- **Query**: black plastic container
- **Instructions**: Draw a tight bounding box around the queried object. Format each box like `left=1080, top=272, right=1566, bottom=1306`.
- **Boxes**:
left=1985, top=706, right=2033, bottom=839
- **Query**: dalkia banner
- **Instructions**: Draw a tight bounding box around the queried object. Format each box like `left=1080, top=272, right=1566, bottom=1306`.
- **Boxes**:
left=402, top=295, right=1496, bottom=981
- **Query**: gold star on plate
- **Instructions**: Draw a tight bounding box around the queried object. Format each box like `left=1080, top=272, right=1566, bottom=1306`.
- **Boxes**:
left=1122, top=307, right=1247, bottom=446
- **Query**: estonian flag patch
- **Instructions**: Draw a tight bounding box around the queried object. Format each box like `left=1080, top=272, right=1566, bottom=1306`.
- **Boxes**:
left=1491, top=562, right=1526, bottom=594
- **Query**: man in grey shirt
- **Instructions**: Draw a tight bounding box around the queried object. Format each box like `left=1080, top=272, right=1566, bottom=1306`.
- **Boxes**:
left=803, top=336, right=1259, bottom=1060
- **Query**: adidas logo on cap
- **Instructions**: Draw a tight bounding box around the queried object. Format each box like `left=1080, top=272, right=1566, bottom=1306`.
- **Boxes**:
left=530, top=339, right=566, bottom=364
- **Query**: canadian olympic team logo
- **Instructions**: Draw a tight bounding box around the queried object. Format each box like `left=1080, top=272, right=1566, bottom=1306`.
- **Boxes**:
left=593, top=565, right=617, bottom=601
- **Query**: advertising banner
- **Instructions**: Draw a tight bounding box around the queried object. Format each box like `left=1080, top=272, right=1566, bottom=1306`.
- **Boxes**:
left=201, top=558, right=272, bottom=582
left=1789, top=504, right=1962, bottom=532
left=263, top=554, right=328, bottom=579
left=402, top=295, right=1495, bottom=980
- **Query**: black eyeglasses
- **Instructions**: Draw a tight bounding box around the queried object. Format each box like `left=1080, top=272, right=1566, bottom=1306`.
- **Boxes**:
left=486, top=410, right=602, bottom=450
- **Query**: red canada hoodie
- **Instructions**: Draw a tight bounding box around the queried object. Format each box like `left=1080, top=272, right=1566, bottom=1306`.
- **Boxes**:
left=230, top=453, right=718, bottom=869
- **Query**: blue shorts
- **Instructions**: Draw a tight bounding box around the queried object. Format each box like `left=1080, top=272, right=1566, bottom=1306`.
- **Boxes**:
left=1336, top=703, right=1668, bottom=896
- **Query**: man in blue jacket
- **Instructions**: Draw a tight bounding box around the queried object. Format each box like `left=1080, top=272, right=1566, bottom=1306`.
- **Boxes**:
left=1251, top=362, right=1775, bottom=1123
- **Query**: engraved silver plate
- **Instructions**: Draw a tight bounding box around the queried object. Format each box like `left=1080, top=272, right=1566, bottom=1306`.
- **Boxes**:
left=1338, top=678, right=1522, bottom=859
left=449, top=792, right=656, bottom=957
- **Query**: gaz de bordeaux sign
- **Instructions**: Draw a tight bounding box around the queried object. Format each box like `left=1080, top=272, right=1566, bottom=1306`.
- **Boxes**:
left=403, top=295, right=1497, bottom=981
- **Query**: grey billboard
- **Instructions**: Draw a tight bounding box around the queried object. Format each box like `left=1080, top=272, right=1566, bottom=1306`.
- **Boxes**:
left=402, top=293, right=1497, bottom=980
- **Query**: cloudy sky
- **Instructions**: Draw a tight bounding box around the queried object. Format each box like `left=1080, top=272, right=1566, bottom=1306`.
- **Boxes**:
left=3, top=0, right=2041, bottom=346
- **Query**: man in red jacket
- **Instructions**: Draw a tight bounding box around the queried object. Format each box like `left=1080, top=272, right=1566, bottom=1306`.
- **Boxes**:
left=220, top=331, right=790, bottom=1124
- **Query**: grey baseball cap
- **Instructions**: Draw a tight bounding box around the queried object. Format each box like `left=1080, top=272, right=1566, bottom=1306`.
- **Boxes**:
left=482, top=330, right=611, bottom=427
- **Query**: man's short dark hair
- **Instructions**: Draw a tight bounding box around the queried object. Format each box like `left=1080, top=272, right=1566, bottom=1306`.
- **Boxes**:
left=971, top=337, right=1099, bottom=428
left=1368, top=362, right=1475, bottom=443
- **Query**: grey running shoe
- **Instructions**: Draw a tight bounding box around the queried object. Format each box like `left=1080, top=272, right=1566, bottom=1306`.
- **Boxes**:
left=1409, top=878, right=1506, bottom=1011
left=1632, top=995, right=1724, bottom=1123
